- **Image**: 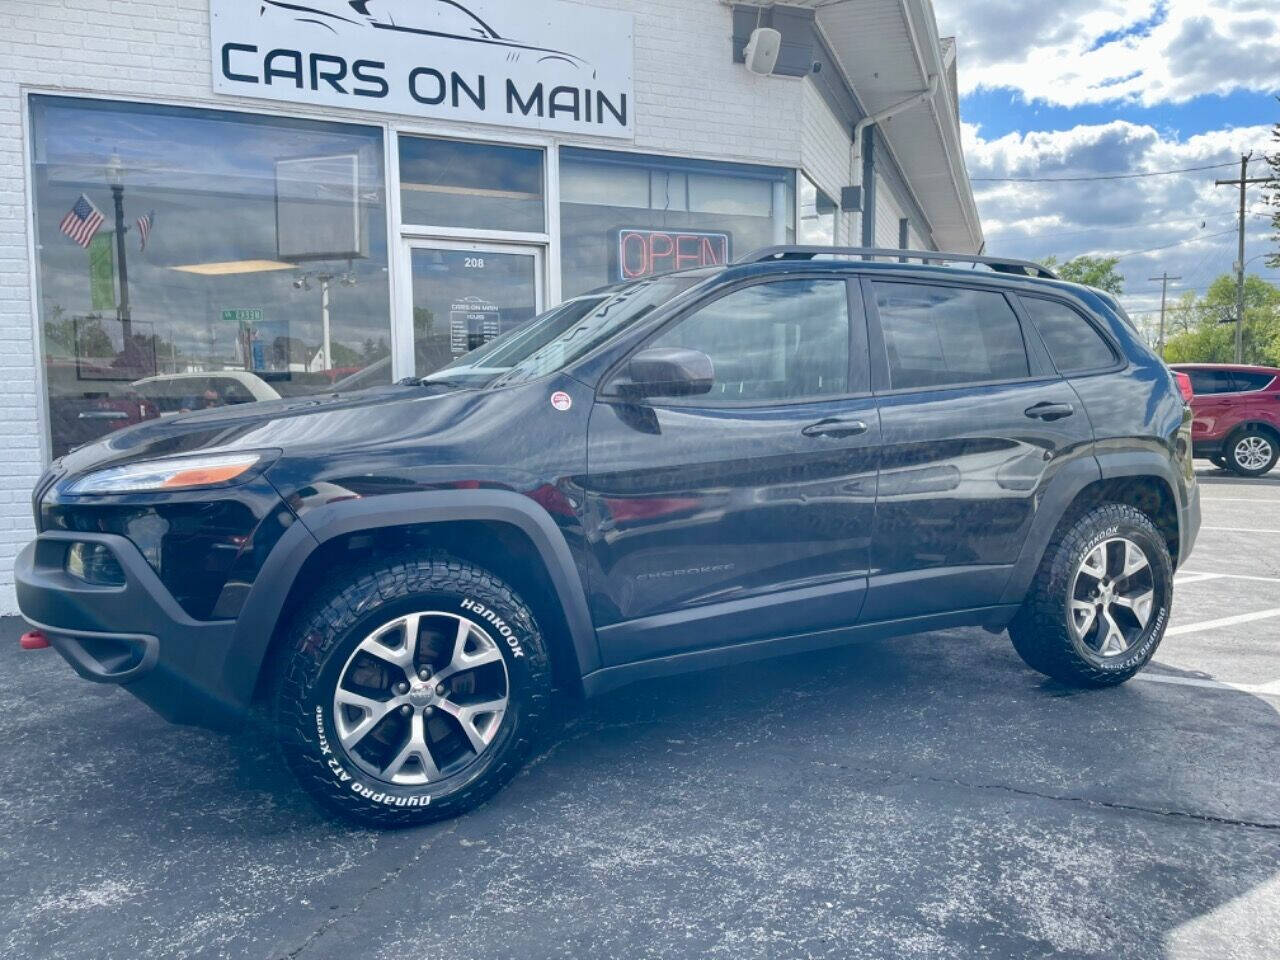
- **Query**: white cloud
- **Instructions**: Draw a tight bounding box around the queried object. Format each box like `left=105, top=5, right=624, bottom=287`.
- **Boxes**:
left=966, top=120, right=1276, bottom=318
left=934, top=0, right=1280, bottom=106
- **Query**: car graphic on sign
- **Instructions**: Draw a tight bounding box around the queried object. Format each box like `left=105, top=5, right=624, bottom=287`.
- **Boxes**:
left=259, top=0, right=594, bottom=72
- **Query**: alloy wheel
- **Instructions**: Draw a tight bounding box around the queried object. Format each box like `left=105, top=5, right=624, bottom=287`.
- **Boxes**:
left=1068, top=538, right=1156, bottom=658
left=332, top=612, right=509, bottom=785
left=1234, top=435, right=1273, bottom=472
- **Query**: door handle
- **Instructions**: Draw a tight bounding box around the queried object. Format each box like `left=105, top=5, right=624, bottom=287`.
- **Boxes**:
left=1024, top=401, right=1075, bottom=421
left=802, top=417, right=868, bottom=438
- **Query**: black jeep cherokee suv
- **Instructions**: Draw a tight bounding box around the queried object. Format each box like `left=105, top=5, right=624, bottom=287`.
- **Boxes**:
left=17, top=246, right=1199, bottom=826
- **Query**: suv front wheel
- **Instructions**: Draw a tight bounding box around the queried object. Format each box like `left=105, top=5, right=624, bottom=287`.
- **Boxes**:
left=271, top=551, right=550, bottom=827
left=1009, top=504, right=1173, bottom=686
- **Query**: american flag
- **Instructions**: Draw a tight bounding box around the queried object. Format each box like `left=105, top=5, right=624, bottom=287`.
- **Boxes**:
left=59, top=194, right=105, bottom=248
left=136, top=210, right=155, bottom=252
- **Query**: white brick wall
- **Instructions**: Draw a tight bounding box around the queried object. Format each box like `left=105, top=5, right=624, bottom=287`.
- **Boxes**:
left=799, top=81, right=853, bottom=245
left=0, top=0, right=818, bottom=613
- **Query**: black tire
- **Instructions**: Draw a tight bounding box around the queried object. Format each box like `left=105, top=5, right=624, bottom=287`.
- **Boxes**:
left=1209, top=455, right=1228, bottom=470
left=1224, top=427, right=1279, bottom=477
left=271, top=551, right=551, bottom=827
left=1009, top=503, right=1173, bottom=687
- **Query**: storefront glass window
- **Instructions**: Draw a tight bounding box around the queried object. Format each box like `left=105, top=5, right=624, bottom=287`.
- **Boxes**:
left=799, top=173, right=837, bottom=246
left=398, top=136, right=544, bottom=233
left=559, top=147, right=794, bottom=298
left=29, top=96, right=391, bottom=458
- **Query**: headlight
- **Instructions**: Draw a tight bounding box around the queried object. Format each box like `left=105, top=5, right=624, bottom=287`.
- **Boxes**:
left=65, top=452, right=270, bottom=495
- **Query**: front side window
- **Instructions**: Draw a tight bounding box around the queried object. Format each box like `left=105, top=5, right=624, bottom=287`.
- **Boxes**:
left=647, top=279, right=851, bottom=402
left=30, top=96, right=391, bottom=458
left=874, top=282, right=1030, bottom=390
left=1020, top=296, right=1116, bottom=373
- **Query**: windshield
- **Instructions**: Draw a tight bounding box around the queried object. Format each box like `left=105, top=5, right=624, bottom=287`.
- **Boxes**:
left=425, top=274, right=705, bottom=387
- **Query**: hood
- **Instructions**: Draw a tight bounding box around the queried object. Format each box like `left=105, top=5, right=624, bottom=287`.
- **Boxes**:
left=55, top=382, right=475, bottom=478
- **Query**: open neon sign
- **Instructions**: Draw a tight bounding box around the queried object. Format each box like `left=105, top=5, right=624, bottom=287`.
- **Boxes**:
left=617, top=229, right=731, bottom=280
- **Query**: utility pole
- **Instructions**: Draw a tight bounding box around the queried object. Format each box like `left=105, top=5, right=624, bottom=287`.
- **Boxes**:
left=1148, top=271, right=1180, bottom=357
left=1215, top=154, right=1269, bottom=362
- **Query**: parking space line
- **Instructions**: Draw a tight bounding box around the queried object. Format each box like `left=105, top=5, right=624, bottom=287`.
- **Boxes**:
left=1200, top=526, right=1280, bottom=535
left=1179, top=570, right=1280, bottom=584
left=1174, top=572, right=1225, bottom=586
left=1165, top=607, right=1280, bottom=637
left=1135, top=673, right=1280, bottom=698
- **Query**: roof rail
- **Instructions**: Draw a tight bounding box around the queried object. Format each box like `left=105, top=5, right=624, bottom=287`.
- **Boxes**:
left=738, top=245, right=1059, bottom=280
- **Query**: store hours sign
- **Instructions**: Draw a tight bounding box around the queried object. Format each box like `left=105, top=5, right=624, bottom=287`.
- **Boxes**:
left=210, top=0, right=635, bottom=138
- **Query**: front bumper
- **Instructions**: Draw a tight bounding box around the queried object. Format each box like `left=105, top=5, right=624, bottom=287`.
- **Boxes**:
left=16, top=531, right=243, bottom=728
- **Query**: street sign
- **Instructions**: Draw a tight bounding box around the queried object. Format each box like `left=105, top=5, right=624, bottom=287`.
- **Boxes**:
left=221, top=308, right=263, bottom=324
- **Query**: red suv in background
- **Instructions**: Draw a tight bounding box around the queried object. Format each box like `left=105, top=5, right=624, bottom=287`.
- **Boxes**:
left=1170, top=363, right=1280, bottom=476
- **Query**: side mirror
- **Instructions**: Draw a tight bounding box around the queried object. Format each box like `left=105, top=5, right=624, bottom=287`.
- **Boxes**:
left=622, top=347, right=714, bottom=399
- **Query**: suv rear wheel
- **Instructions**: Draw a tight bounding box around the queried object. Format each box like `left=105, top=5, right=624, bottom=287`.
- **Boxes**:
left=271, top=551, right=550, bottom=827
left=1009, top=504, right=1173, bottom=686
left=1226, top=427, right=1278, bottom=477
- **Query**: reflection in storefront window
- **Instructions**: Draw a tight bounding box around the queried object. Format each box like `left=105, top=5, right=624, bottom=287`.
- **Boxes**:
left=799, top=173, right=838, bottom=246
left=29, top=96, right=391, bottom=458
left=558, top=148, right=794, bottom=298
left=398, top=136, right=544, bottom=233
left=408, top=247, right=539, bottom=378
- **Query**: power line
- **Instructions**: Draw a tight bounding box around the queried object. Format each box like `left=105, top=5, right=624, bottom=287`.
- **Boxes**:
left=1127, top=230, right=1238, bottom=294
left=971, top=161, right=1242, bottom=183
left=984, top=213, right=1237, bottom=243
left=1110, top=228, right=1239, bottom=261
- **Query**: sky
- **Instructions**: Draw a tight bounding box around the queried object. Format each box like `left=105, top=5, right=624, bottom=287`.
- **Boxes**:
left=932, top=0, right=1279, bottom=330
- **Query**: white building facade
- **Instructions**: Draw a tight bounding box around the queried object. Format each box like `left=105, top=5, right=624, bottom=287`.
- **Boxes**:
left=0, top=0, right=982, bottom=613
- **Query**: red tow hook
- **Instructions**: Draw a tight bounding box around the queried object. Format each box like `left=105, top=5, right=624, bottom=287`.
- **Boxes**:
left=19, top=630, right=51, bottom=650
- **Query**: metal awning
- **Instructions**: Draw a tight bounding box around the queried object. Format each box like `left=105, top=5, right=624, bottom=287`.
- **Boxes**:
left=789, top=0, right=984, bottom=252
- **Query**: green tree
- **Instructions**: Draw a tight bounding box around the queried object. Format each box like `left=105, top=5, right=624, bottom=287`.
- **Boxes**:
left=1042, top=255, right=1124, bottom=294
left=1162, top=274, right=1280, bottom=364
left=1165, top=290, right=1199, bottom=337
left=328, top=341, right=363, bottom=368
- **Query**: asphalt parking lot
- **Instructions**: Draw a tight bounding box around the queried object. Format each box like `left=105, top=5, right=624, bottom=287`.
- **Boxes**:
left=2, top=465, right=1279, bottom=960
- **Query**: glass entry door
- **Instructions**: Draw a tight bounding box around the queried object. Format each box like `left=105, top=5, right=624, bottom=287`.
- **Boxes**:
left=404, top=241, right=543, bottom=378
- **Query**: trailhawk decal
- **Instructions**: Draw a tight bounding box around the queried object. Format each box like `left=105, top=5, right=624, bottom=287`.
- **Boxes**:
left=314, top=705, right=432, bottom=807
left=460, top=597, right=526, bottom=657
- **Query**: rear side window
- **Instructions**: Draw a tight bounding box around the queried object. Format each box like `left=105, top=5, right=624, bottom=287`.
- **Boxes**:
left=872, top=282, right=1029, bottom=390
left=650, top=278, right=850, bottom=402
left=1019, top=296, right=1116, bottom=373
left=1185, top=369, right=1237, bottom=394
left=1232, top=371, right=1276, bottom=391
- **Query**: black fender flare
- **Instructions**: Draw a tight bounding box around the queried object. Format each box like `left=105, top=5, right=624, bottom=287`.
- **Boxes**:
left=1094, top=448, right=1192, bottom=562
left=999, top=456, right=1101, bottom=606
left=999, top=448, right=1187, bottom=606
left=219, top=490, right=600, bottom=711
